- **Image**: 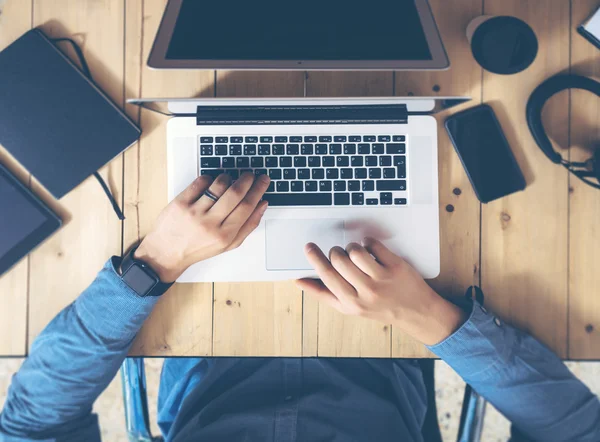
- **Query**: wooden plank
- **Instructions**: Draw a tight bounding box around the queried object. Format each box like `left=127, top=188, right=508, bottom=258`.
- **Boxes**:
left=568, top=0, right=600, bottom=360
left=0, top=0, right=32, bottom=356
left=305, top=72, right=393, bottom=357
left=125, top=0, right=215, bottom=356
left=27, top=0, right=125, bottom=346
left=211, top=72, right=305, bottom=356
left=481, top=0, right=570, bottom=357
left=393, top=0, right=483, bottom=358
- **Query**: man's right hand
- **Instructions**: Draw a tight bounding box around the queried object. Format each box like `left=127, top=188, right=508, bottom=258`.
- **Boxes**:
left=296, top=238, right=467, bottom=346
left=134, top=172, right=271, bottom=283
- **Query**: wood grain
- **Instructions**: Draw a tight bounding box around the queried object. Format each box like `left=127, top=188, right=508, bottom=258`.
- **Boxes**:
left=568, top=0, right=600, bottom=359
left=0, top=0, right=32, bottom=356
left=126, top=0, right=215, bottom=356
left=27, top=0, right=125, bottom=346
left=211, top=72, right=305, bottom=357
left=481, top=0, right=571, bottom=357
left=393, top=0, right=483, bottom=358
left=305, top=72, right=393, bottom=357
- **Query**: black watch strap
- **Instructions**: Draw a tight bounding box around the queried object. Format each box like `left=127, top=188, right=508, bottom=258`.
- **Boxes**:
left=119, top=245, right=173, bottom=297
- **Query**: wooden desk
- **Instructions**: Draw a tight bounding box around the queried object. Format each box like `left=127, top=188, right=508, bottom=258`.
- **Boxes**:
left=1, top=0, right=598, bottom=359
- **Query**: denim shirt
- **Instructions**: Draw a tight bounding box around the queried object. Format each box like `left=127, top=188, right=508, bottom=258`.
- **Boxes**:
left=0, top=258, right=599, bottom=441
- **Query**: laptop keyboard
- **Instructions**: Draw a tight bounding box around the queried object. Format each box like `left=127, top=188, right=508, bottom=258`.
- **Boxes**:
left=198, top=134, right=407, bottom=207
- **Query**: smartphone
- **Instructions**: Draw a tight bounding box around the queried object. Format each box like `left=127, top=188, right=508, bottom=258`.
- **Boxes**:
left=445, top=104, right=526, bottom=203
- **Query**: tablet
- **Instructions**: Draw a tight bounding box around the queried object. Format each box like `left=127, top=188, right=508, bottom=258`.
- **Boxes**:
left=0, top=163, right=62, bottom=276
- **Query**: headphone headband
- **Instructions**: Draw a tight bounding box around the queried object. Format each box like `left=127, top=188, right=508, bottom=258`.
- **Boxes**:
left=526, top=74, right=600, bottom=164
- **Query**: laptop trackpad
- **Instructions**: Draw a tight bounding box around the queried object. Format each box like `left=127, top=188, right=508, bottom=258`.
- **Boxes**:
left=265, top=219, right=345, bottom=271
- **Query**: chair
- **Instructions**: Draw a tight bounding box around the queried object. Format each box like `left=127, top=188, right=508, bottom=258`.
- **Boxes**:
left=120, top=357, right=487, bottom=442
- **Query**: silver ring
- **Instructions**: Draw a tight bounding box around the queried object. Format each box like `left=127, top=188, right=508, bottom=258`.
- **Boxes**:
left=203, top=189, right=220, bottom=202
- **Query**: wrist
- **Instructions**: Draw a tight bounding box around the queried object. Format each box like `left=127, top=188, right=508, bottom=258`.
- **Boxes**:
left=134, top=237, right=185, bottom=283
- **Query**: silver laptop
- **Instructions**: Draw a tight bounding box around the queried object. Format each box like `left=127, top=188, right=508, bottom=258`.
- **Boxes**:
left=129, top=97, right=469, bottom=282
left=148, top=0, right=449, bottom=70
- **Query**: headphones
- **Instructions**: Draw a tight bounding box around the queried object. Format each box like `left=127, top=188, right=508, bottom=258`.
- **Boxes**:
left=526, top=74, right=600, bottom=189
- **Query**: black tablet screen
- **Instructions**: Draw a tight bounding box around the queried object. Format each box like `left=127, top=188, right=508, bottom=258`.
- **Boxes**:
left=0, top=174, right=50, bottom=257
left=166, top=0, right=432, bottom=61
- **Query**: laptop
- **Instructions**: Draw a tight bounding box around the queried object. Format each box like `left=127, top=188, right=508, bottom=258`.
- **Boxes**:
left=147, top=0, right=449, bottom=70
left=129, top=97, right=469, bottom=282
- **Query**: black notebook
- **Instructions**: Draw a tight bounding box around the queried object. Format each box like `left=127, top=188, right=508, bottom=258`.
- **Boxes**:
left=0, top=29, right=140, bottom=199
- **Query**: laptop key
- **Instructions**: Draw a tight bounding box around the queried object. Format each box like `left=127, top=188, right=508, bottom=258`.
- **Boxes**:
left=227, top=170, right=239, bottom=180
left=273, top=144, right=285, bottom=155
left=275, top=136, right=288, bottom=143
left=349, top=136, right=361, bottom=142
left=236, top=157, right=250, bottom=168
left=301, top=144, right=314, bottom=155
left=366, top=198, right=378, bottom=205
left=216, top=137, right=228, bottom=143
left=334, top=193, right=350, bottom=206
left=230, top=145, right=242, bottom=155
left=365, top=156, right=377, bottom=166
left=363, top=135, right=376, bottom=142
left=334, top=181, right=346, bottom=191
left=251, top=157, right=264, bottom=168
left=344, top=144, right=356, bottom=154
left=355, top=168, right=367, bottom=179
left=294, top=157, right=307, bottom=167
left=308, top=156, right=321, bottom=167
left=397, top=164, right=406, bottom=178
left=276, top=181, right=289, bottom=192
left=283, top=169, right=296, bottom=180
left=326, top=169, right=339, bottom=179
left=369, top=168, right=382, bottom=179
left=291, top=181, right=303, bottom=192
left=393, top=135, right=406, bottom=142
left=394, top=155, right=406, bottom=166
left=215, top=145, right=228, bottom=155
left=319, top=136, right=332, bottom=142
left=269, top=169, right=282, bottom=180
left=336, top=156, right=349, bottom=167
left=348, top=180, right=360, bottom=191
left=260, top=136, right=273, bottom=143
left=254, top=169, right=268, bottom=176
left=380, top=192, right=393, bottom=205
left=334, top=136, right=347, bottom=142
left=330, top=144, right=342, bottom=154
left=230, top=136, right=243, bottom=143
left=266, top=157, right=278, bottom=168
left=200, top=136, right=213, bottom=143
left=263, top=193, right=332, bottom=206
left=200, top=145, right=213, bottom=156
left=298, top=169, right=310, bottom=179
left=358, top=143, right=370, bottom=154
left=394, top=198, right=407, bottom=205
left=340, top=168, right=353, bottom=179
left=222, top=158, right=235, bottom=168
left=267, top=182, right=275, bottom=192
left=201, top=169, right=223, bottom=179
left=304, top=136, right=317, bottom=142
left=378, top=135, right=391, bottom=142
left=245, top=136, right=258, bottom=143
left=280, top=157, right=292, bottom=167
left=352, top=192, right=364, bottom=205
left=201, top=157, right=220, bottom=168
left=315, top=144, right=328, bottom=154
left=362, top=180, right=375, bottom=191
left=386, top=143, right=406, bottom=154
left=312, top=169, right=325, bottom=179
left=322, top=156, right=335, bottom=167
left=351, top=156, right=363, bottom=167
left=372, top=143, right=384, bottom=154
left=319, top=181, right=332, bottom=191
left=383, top=168, right=396, bottom=179
left=305, top=181, right=318, bottom=191
left=380, top=155, right=392, bottom=166
left=290, top=136, right=302, bottom=142
left=287, top=144, right=300, bottom=155
left=376, top=180, right=406, bottom=191
left=258, top=144, right=271, bottom=155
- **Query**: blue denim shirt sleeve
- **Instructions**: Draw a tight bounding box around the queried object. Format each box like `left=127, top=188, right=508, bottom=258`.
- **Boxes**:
left=0, top=258, right=159, bottom=442
left=428, top=301, right=600, bottom=442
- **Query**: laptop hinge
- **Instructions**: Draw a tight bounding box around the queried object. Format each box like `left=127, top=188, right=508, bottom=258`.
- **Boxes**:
left=195, top=104, right=409, bottom=125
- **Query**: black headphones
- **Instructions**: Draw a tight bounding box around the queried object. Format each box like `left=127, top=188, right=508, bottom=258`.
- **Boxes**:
left=526, top=74, right=600, bottom=190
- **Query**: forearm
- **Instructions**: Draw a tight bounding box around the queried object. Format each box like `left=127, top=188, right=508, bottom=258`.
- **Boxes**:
left=0, top=258, right=158, bottom=439
left=428, top=301, right=600, bottom=442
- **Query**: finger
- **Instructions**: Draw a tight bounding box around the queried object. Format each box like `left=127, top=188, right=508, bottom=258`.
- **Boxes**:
left=345, top=242, right=384, bottom=278
left=304, top=243, right=357, bottom=300
left=210, top=172, right=256, bottom=219
left=174, top=175, right=212, bottom=206
left=328, top=246, right=371, bottom=288
left=362, top=237, right=398, bottom=268
left=194, top=173, right=232, bottom=212
left=223, top=174, right=270, bottom=228
left=227, top=200, right=269, bottom=249
left=295, top=278, right=342, bottom=311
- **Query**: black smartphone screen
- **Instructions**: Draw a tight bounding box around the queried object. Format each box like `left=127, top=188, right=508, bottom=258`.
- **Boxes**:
left=445, top=104, right=526, bottom=203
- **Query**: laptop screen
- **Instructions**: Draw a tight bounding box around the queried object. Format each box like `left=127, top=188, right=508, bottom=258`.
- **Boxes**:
left=166, top=0, right=433, bottom=61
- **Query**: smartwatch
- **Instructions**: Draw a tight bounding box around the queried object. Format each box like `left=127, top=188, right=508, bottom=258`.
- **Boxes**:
left=118, top=245, right=173, bottom=297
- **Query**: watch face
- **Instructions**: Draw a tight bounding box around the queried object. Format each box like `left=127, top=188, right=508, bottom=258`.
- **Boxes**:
left=123, top=264, right=158, bottom=296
